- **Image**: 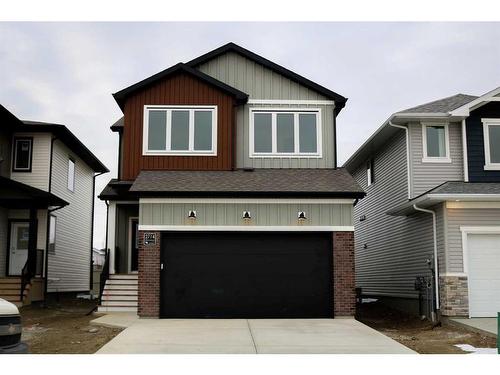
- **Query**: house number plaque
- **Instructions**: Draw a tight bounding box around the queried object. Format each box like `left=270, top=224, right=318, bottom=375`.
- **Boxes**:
left=144, top=232, right=157, bottom=245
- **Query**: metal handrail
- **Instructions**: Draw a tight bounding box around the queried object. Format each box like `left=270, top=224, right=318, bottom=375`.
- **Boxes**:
left=99, top=249, right=110, bottom=304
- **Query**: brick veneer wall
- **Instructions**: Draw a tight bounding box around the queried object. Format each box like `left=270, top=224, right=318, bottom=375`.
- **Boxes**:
left=138, top=231, right=161, bottom=318
left=439, top=275, right=469, bottom=317
left=333, top=231, right=356, bottom=316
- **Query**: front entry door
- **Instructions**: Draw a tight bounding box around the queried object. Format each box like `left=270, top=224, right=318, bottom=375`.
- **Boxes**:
left=9, top=222, right=30, bottom=276
left=130, top=219, right=139, bottom=272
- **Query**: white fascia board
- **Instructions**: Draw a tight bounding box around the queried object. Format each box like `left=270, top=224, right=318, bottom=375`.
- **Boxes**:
left=139, top=198, right=355, bottom=205
left=450, top=87, right=500, bottom=116
left=138, top=225, right=354, bottom=232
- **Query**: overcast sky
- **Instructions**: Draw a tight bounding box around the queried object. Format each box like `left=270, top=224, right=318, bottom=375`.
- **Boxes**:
left=1, top=22, right=499, bottom=248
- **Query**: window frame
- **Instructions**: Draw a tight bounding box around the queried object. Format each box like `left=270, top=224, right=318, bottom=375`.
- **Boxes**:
left=421, top=122, right=452, bottom=163
left=67, top=157, right=75, bottom=192
left=12, top=137, right=33, bottom=172
left=367, top=159, right=374, bottom=187
left=48, top=214, right=57, bottom=254
left=142, top=105, right=218, bottom=156
left=249, top=108, right=322, bottom=158
left=482, top=118, right=500, bottom=170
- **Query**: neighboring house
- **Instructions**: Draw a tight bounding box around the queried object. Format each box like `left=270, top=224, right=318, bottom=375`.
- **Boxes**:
left=0, top=105, right=108, bottom=306
left=98, top=42, right=365, bottom=317
left=344, top=88, right=500, bottom=319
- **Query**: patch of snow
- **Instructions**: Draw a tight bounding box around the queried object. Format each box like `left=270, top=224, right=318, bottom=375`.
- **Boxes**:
left=455, top=344, right=498, bottom=354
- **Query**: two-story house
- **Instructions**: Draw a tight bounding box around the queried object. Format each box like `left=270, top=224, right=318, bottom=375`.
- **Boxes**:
left=344, top=88, right=500, bottom=320
left=0, top=105, right=108, bottom=306
left=98, top=43, right=365, bottom=318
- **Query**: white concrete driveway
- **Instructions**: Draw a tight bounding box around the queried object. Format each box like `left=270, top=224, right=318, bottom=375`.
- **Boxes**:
left=96, top=318, right=415, bottom=354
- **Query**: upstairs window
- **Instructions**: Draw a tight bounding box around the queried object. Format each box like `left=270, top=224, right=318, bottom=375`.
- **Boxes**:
left=250, top=109, right=322, bottom=157
left=367, top=159, right=374, bottom=186
left=67, top=157, right=75, bottom=192
left=422, top=123, right=451, bottom=163
left=12, top=137, right=33, bottom=172
left=143, top=105, right=217, bottom=156
left=482, top=118, right=500, bottom=170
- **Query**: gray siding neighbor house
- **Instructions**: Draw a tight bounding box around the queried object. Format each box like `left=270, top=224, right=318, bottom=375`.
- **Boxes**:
left=345, top=88, right=500, bottom=319
left=0, top=105, right=108, bottom=306
left=98, top=43, right=365, bottom=318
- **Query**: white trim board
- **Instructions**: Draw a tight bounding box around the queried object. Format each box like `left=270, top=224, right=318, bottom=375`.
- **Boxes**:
left=446, top=201, right=500, bottom=209
left=247, top=99, right=335, bottom=105
left=138, top=225, right=354, bottom=232
left=139, top=198, right=355, bottom=205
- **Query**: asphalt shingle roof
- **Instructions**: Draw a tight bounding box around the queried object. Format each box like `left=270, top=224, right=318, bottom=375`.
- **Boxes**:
left=400, top=93, right=478, bottom=114
left=128, top=169, right=365, bottom=198
left=430, top=181, right=500, bottom=195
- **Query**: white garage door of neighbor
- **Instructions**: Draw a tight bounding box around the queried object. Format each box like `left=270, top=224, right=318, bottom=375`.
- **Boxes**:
left=467, top=233, right=500, bottom=317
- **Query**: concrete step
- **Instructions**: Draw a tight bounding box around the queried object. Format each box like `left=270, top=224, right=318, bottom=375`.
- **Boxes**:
left=97, top=306, right=137, bottom=313
left=106, top=279, right=138, bottom=286
left=110, top=274, right=138, bottom=280
left=102, top=300, right=138, bottom=307
left=104, top=284, right=138, bottom=291
left=102, top=289, right=138, bottom=296
left=102, top=294, right=137, bottom=301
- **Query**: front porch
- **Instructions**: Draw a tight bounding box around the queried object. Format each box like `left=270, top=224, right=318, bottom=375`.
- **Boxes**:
left=0, top=176, right=67, bottom=305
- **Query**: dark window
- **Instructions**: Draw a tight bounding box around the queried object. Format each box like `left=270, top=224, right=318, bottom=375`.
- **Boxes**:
left=13, top=138, right=32, bottom=171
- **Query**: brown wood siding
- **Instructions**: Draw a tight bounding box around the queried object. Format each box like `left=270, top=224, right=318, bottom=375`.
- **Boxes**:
left=122, top=73, right=236, bottom=180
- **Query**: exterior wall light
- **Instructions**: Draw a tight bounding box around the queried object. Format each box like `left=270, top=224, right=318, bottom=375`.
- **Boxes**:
left=298, top=211, right=307, bottom=222
left=188, top=210, right=197, bottom=219
left=242, top=211, right=251, bottom=220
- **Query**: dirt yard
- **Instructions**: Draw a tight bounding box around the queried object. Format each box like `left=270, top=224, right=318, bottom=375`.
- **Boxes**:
left=357, top=301, right=497, bottom=354
left=20, top=298, right=122, bottom=354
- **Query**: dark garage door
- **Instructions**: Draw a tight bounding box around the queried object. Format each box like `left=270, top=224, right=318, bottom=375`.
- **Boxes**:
left=160, top=231, right=332, bottom=318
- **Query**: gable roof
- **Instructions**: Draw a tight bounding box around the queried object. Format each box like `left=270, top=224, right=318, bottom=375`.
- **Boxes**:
left=113, top=62, right=249, bottom=110
left=450, top=86, right=500, bottom=116
left=401, top=93, right=477, bottom=114
left=343, top=92, right=478, bottom=172
left=110, top=116, right=124, bottom=132
left=20, top=121, right=109, bottom=173
left=186, top=42, right=347, bottom=113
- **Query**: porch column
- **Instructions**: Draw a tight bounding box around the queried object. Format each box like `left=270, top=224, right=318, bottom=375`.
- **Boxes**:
left=27, top=207, right=38, bottom=275
left=107, top=202, right=116, bottom=274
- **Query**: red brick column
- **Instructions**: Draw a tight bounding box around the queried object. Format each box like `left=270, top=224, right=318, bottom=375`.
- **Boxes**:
left=138, top=231, right=161, bottom=318
left=333, top=231, right=355, bottom=317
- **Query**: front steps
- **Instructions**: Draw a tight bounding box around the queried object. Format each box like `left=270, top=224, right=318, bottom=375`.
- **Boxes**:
left=98, top=274, right=138, bottom=313
left=0, top=277, right=30, bottom=307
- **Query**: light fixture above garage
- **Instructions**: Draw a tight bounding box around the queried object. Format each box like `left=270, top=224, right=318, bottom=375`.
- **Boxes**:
left=242, top=211, right=251, bottom=220
left=297, top=211, right=307, bottom=222
left=188, top=210, right=197, bottom=220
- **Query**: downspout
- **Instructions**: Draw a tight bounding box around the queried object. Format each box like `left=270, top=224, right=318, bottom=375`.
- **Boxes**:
left=388, top=121, right=411, bottom=199
left=44, top=136, right=57, bottom=300
left=90, top=171, right=107, bottom=292
left=104, top=200, right=109, bottom=252
left=413, top=204, right=440, bottom=322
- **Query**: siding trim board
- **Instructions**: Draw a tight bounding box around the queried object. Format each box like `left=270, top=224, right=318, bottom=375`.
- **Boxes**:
left=139, top=225, right=354, bottom=232
left=139, top=198, right=355, bottom=205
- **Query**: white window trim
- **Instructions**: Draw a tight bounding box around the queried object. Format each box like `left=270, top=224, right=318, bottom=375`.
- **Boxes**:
left=12, top=138, right=32, bottom=171
left=67, top=157, right=75, bottom=192
left=481, top=118, right=500, bottom=170
left=366, top=160, right=373, bottom=187
left=421, top=122, right=452, bottom=163
left=249, top=107, right=322, bottom=158
left=142, top=105, right=217, bottom=156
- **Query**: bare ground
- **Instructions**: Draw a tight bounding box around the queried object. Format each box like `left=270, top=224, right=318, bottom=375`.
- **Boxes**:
left=19, top=298, right=122, bottom=354
left=357, top=301, right=497, bottom=354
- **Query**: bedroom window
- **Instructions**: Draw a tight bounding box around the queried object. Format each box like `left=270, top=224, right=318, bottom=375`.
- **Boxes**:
left=12, top=137, right=33, bottom=172
left=143, top=105, right=217, bottom=156
left=250, top=109, right=321, bottom=157
left=422, top=123, right=451, bottom=163
left=482, top=118, right=500, bottom=170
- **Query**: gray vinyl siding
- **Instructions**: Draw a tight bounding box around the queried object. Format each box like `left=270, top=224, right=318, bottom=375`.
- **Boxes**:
left=353, top=130, right=435, bottom=298
left=197, top=52, right=328, bottom=100
left=435, top=203, right=447, bottom=274
left=237, top=104, right=335, bottom=168
left=0, top=208, right=7, bottom=277
left=47, top=139, right=94, bottom=292
left=197, top=51, right=335, bottom=168
left=10, top=132, right=51, bottom=191
left=140, top=202, right=353, bottom=227
left=409, top=122, right=464, bottom=197
left=446, top=207, right=500, bottom=273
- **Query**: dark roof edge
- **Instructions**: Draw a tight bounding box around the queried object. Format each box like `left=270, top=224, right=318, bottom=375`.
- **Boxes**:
left=186, top=42, right=347, bottom=112
left=113, top=62, right=249, bottom=110
left=128, top=191, right=366, bottom=199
